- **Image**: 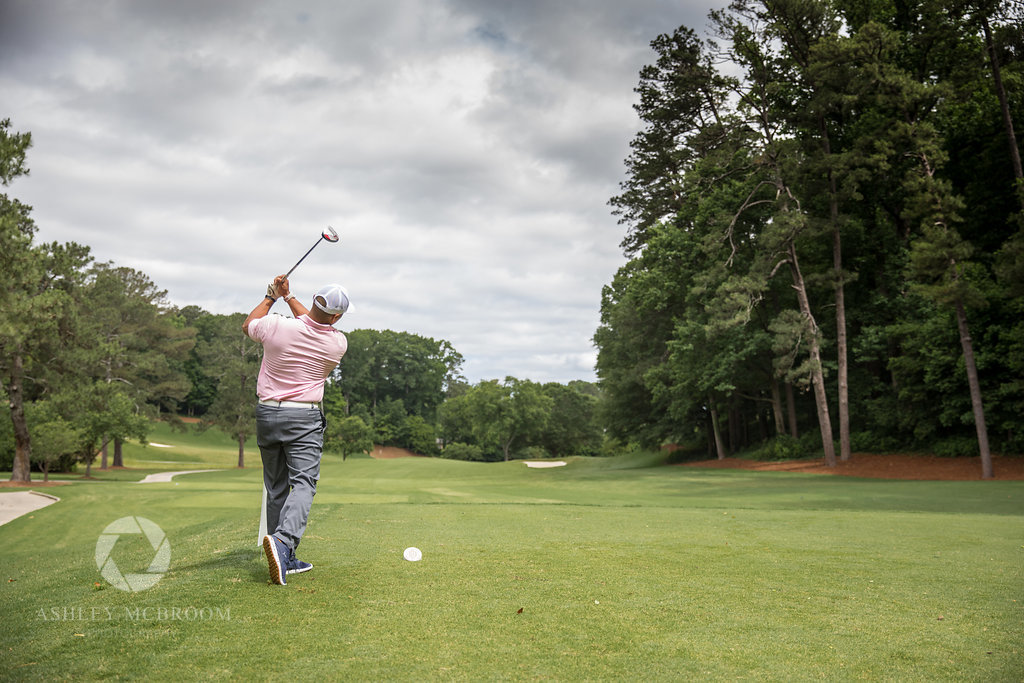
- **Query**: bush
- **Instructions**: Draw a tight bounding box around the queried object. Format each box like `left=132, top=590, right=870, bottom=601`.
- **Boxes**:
left=601, top=439, right=642, bottom=458
left=514, top=445, right=550, bottom=461
left=849, top=431, right=907, bottom=453
left=441, top=442, right=485, bottom=461
left=760, top=435, right=806, bottom=461
left=746, top=434, right=820, bottom=462
left=661, top=443, right=704, bottom=465
left=930, top=435, right=979, bottom=458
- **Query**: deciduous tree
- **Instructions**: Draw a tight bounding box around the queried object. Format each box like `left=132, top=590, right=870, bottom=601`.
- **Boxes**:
left=325, top=414, right=373, bottom=461
left=198, top=313, right=261, bottom=467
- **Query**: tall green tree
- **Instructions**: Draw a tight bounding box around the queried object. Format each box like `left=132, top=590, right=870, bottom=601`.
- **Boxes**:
left=334, top=329, right=462, bottom=421
left=0, top=119, right=93, bottom=481
left=438, top=389, right=478, bottom=447
left=594, top=259, right=676, bottom=449
left=198, top=313, right=262, bottom=467
left=0, top=118, right=38, bottom=482
left=325, top=414, right=373, bottom=461
left=973, top=1, right=1023, bottom=209
left=25, top=400, right=80, bottom=481
left=709, top=1, right=839, bottom=465
left=747, top=0, right=861, bottom=460
left=600, top=15, right=837, bottom=458
left=466, top=378, right=552, bottom=462
left=177, top=305, right=220, bottom=417
left=77, top=263, right=194, bottom=466
left=598, top=1, right=1023, bottom=467
left=610, top=26, right=735, bottom=255
left=52, top=382, right=148, bottom=478
left=906, top=178, right=994, bottom=477
left=538, top=382, right=602, bottom=457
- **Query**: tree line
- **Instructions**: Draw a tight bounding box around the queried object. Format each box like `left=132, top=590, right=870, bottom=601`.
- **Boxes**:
left=5, top=0, right=1021, bottom=481
left=594, top=0, right=1023, bottom=477
left=1, top=122, right=602, bottom=481
left=322, top=330, right=603, bottom=461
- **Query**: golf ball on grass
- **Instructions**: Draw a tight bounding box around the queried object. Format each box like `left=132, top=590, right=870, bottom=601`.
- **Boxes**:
left=403, top=547, right=422, bottom=562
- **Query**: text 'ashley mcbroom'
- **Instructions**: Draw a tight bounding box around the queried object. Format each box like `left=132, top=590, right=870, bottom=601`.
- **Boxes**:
left=36, top=606, right=231, bottom=622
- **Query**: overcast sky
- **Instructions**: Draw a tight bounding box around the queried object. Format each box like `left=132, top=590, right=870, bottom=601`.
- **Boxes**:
left=1, top=0, right=722, bottom=384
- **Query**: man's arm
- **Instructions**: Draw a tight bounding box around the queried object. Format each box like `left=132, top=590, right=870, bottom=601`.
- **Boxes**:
left=243, top=293, right=276, bottom=338
left=243, top=275, right=287, bottom=338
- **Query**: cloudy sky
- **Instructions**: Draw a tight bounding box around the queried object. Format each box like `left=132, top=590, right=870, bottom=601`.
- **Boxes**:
left=1, top=0, right=721, bottom=384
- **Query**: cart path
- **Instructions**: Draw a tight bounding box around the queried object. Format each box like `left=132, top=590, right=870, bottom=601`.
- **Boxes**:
left=0, top=491, right=60, bottom=526
left=137, top=469, right=223, bottom=483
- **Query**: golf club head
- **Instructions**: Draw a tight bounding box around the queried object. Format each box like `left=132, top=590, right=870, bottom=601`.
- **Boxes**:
left=284, top=227, right=341, bottom=279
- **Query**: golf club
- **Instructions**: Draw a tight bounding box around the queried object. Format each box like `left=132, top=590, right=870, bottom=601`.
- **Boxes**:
left=284, top=226, right=340, bottom=279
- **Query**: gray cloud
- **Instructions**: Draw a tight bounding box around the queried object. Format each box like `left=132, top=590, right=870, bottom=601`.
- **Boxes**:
left=2, top=0, right=722, bottom=383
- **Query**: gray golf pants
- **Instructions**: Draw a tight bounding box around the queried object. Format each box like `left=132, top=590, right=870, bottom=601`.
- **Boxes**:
left=256, top=405, right=326, bottom=550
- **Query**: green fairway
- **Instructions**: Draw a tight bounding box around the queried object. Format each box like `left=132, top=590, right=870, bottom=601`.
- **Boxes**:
left=119, top=420, right=243, bottom=470
left=2, top=451, right=1022, bottom=681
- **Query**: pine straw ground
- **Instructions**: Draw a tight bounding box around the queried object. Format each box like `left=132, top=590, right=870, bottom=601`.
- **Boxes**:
left=372, top=444, right=1024, bottom=481
left=680, top=452, right=1024, bottom=480
left=4, top=449, right=1022, bottom=485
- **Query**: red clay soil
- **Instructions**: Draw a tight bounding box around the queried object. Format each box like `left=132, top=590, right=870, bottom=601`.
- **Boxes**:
left=371, top=445, right=425, bottom=459
left=680, top=453, right=1024, bottom=481
left=0, top=480, right=73, bottom=488
left=373, top=447, right=1024, bottom=480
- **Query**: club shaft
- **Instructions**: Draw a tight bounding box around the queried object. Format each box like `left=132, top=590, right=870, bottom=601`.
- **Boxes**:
left=284, top=237, right=325, bottom=278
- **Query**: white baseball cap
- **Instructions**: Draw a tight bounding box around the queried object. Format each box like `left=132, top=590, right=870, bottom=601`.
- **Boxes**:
left=313, top=284, right=354, bottom=316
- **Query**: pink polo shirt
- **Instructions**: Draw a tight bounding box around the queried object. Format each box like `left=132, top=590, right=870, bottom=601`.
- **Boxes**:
left=247, top=314, right=347, bottom=402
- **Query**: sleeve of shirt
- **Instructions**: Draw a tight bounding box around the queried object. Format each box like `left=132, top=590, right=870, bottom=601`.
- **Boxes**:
left=335, top=331, right=348, bottom=360
left=247, top=314, right=277, bottom=343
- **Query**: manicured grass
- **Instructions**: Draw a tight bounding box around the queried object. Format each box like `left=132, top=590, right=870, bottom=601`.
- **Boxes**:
left=2, top=451, right=1022, bottom=681
left=119, top=420, right=242, bottom=470
left=2, top=421, right=242, bottom=483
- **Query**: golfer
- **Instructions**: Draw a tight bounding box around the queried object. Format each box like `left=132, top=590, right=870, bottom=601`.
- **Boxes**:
left=243, top=275, right=351, bottom=586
